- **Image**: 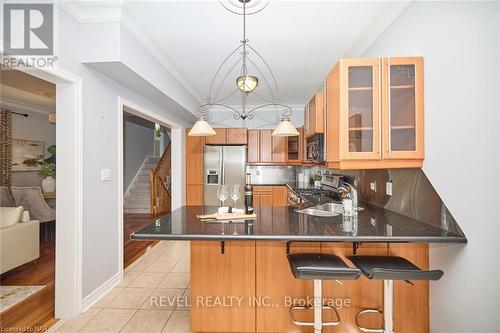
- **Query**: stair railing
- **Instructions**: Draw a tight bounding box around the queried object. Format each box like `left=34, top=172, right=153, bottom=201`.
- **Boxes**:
left=150, top=143, right=171, bottom=217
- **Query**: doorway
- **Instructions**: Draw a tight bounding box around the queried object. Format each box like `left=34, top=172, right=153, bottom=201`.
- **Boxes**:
left=119, top=102, right=175, bottom=271
left=0, top=63, right=82, bottom=329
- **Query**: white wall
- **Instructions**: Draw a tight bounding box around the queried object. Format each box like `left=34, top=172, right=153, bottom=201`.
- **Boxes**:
left=123, top=118, right=154, bottom=191
left=11, top=110, right=56, bottom=186
left=56, top=9, right=193, bottom=299
left=362, top=2, right=500, bottom=332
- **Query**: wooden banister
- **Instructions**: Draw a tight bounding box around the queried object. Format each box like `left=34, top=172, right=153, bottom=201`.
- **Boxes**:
left=150, top=144, right=171, bottom=217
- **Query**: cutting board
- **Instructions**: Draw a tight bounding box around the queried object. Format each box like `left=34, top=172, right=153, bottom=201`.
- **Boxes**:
left=197, top=212, right=257, bottom=221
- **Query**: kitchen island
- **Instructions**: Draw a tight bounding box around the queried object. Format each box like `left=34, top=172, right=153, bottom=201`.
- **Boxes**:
left=132, top=204, right=465, bottom=333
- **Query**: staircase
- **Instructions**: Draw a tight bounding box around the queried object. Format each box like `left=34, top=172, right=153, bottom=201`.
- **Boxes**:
left=124, top=156, right=160, bottom=214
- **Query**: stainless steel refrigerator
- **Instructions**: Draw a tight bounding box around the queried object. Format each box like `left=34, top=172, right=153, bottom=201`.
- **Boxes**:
left=204, top=145, right=247, bottom=206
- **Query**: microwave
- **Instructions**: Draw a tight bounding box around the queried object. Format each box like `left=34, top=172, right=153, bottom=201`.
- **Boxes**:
left=306, top=133, right=324, bottom=164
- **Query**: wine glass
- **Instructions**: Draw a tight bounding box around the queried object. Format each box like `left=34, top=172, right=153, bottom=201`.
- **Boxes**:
left=230, top=185, right=241, bottom=208
left=217, top=185, right=229, bottom=207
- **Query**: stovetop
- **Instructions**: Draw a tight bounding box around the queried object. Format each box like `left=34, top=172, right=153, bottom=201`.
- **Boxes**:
left=294, top=187, right=340, bottom=198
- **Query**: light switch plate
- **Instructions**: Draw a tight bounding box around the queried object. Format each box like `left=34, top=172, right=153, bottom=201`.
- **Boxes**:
left=370, top=181, right=377, bottom=192
left=386, top=181, right=393, bottom=196
left=101, top=169, right=111, bottom=182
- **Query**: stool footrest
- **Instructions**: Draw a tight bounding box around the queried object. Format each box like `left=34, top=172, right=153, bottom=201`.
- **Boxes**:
left=289, top=305, right=340, bottom=327
left=355, top=309, right=384, bottom=333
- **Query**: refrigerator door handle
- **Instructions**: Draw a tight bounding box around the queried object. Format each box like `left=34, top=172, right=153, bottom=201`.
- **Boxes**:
left=220, top=147, right=224, bottom=185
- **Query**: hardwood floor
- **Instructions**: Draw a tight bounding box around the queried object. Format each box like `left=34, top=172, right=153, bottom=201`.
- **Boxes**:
left=0, top=224, right=55, bottom=331
left=0, top=214, right=159, bottom=330
left=123, top=213, right=159, bottom=268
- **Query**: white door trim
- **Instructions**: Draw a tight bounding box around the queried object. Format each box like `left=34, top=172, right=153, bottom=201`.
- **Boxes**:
left=12, top=64, right=83, bottom=319
left=118, top=97, right=183, bottom=274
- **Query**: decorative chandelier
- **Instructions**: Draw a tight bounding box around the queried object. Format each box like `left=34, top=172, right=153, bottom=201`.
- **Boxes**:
left=189, top=0, right=299, bottom=137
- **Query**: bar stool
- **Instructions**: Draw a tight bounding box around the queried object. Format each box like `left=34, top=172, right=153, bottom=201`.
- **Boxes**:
left=347, top=255, right=443, bottom=333
left=287, top=253, right=361, bottom=333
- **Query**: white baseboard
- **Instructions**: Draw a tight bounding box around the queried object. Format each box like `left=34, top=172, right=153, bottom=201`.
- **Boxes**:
left=81, top=271, right=122, bottom=312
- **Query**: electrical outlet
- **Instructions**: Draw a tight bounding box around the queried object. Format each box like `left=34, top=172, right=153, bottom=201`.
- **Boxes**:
left=370, top=181, right=377, bottom=192
left=386, top=181, right=393, bottom=196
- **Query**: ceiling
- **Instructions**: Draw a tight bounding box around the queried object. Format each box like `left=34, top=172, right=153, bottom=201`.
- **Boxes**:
left=124, top=1, right=407, bottom=106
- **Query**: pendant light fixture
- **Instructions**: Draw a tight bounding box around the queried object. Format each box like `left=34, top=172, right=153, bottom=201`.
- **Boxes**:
left=189, top=0, right=299, bottom=137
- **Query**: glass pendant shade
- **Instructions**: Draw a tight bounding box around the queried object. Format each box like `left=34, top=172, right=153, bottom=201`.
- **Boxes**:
left=236, top=75, right=259, bottom=92
left=272, top=118, right=299, bottom=137
left=188, top=119, right=216, bottom=136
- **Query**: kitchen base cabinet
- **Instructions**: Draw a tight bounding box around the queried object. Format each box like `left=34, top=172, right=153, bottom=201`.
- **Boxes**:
left=256, top=242, right=320, bottom=333
left=321, top=243, right=387, bottom=333
left=253, top=186, right=288, bottom=207
left=191, top=241, right=256, bottom=333
left=190, top=241, right=430, bottom=333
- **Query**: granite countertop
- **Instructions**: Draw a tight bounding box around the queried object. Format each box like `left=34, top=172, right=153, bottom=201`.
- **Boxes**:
left=131, top=202, right=467, bottom=243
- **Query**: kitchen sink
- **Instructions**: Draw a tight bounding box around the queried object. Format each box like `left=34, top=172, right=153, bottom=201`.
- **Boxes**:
left=296, top=202, right=364, bottom=217
left=295, top=208, right=341, bottom=217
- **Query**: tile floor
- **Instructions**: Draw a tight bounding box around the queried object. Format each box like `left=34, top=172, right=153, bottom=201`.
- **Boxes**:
left=53, top=241, right=192, bottom=333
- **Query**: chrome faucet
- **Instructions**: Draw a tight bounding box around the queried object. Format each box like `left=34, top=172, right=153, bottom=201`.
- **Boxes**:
left=336, top=182, right=358, bottom=211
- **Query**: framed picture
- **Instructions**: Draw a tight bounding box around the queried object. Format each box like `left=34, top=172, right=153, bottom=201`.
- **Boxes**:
left=12, top=139, right=45, bottom=172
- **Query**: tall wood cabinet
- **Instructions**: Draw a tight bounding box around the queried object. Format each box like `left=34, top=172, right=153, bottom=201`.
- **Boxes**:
left=325, top=57, right=424, bottom=169
left=185, top=129, right=205, bottom=205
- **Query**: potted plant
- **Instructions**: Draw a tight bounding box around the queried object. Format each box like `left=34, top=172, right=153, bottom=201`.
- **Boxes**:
left=40, top=162, right=56, bottom=193
left=312, top=172, right=322, bottom=188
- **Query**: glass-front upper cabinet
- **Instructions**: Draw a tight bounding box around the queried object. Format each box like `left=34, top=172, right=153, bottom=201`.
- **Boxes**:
left=382, top=57, right=424, bottom=159
left=341, top=59, right=380, bottom=160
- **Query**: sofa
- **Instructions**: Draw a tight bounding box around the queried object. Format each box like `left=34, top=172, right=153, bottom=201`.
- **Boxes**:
left=0, top=206, right=40, bottom=274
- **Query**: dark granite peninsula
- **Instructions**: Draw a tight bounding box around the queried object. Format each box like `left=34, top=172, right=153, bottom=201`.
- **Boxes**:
left=132, top=202, right=465, bottom=333
left=132, top=169, right=466, bottom=333
left=131, top=204, right=466, bottom=243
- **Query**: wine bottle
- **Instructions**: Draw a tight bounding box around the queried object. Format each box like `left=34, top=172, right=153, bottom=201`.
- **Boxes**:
left=244, top=173, right=254, bottom=215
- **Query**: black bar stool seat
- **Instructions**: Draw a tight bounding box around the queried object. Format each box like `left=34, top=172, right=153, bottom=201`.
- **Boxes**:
left=288, top=253, right=362, bottom=280
left=347, top=255, right=443, bottom=333
left=348, top=255, right=444, bottom=281
left=287, top=253, right=361, bottom=332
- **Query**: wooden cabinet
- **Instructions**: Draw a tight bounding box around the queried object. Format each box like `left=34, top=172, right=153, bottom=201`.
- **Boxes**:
left=191, top=241, right=256, bottom=332
left=190, top=241, right=429, bottom=333
left=253, top=186, right=273, bottom=207
left=185, top=129, right=205, bottom=185
left=253, top=186, right=288, bottom=207
left=325, top=57, right=424, bottom=169
left=256, top=242, right=321, bottom=332
left=272, top=135, right=287, bottom=163
left=205, top=128, right=227, bottom=144
left=185, top=130, right=205, bottom=205
left=227, top=128, right=248, bottom=144
left=248, top=130, right=260, bottom=163
left=381, top=57, right=424, bottom=160
left=186, top=185, right=204, bottom=206
left=205, top=128, right=248, bottom=145
left=304, top=91, right=324, bottom=138
left=247, top=130, right=288, bottom=165
left=260, top=130, right=273, bottom=163
left=272, top=186, right=288, bottom=206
